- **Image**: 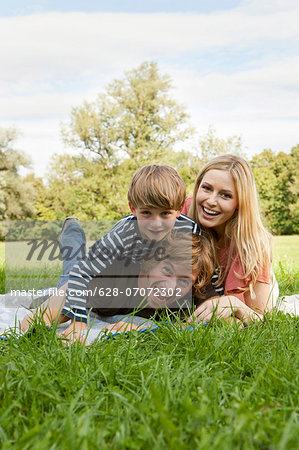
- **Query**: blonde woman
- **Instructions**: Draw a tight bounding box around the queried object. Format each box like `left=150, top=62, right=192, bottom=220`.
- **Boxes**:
left=182, top=154, right=278, bottom=324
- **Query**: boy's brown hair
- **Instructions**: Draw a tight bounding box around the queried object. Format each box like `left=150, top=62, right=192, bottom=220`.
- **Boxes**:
left=128, top=164, right=186, bottom=210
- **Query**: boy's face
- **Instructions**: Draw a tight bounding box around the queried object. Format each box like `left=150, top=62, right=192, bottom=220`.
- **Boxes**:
left=129, top=203, right=182, bottom=241
left=138, top=259, right=193, bottom=309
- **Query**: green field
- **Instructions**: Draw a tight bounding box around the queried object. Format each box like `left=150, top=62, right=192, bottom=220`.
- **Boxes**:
left=1, top=235, right=298, bottom=264
left=272, top=235, right=299, bottom=268
left=1, top=235, right=298, bottom=295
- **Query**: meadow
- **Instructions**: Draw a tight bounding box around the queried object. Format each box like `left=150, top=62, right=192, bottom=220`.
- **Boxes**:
left=0, top=236, right=298, bottom=449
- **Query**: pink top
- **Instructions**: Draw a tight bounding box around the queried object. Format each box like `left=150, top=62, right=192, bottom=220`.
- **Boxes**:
left=181, top=194, right=193, bottom=216
left=181, top=195, right=271, bottom=303
left=218, top=246, right=270, bottom=303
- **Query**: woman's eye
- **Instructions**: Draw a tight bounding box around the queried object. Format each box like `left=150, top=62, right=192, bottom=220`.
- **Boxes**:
left=221, top=193, right=232, bottom=199
left=201, top=185, right=211, bottom=191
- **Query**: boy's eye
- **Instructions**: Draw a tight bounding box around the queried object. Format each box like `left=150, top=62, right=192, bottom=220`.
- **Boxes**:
left=178, top=278, right=191, bottom=289
left=161, top=211, right=171, bottom=217
left=141, top=211, right=151, bottom=216
left=162, top=265, right=173, bottom=275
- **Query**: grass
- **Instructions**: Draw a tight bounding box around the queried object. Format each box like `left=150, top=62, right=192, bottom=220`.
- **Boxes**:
left=0, top=237, right=298, bottom=448
left=0, top=315, right=298, bottom=449
left=272, top=235, right=299, bottom=296
left=1, top=236, right=298, bottom=296
left=273, top=235, right=299, bottom=266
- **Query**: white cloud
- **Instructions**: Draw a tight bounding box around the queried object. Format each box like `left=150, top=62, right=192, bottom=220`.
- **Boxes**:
left=171, top=56, right=299, bottom=152
left=1, top=1, right=298, bottom=174
left=1, top=9, right=298, bottom=88
left=239, top=0, right=299, bottom=14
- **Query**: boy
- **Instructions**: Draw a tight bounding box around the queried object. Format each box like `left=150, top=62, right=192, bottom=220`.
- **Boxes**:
left=22, top=165, right=200, bottom=340
left=62, top=165, right=198, bottom=322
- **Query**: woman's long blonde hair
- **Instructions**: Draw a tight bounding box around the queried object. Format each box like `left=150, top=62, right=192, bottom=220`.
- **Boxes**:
left=188, top=154, right=272, bottom=296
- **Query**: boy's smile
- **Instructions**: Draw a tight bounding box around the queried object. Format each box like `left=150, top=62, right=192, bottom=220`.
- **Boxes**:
left=138, top=260, right=193, bottom=308
left=129, top=203, right=181, bottom=241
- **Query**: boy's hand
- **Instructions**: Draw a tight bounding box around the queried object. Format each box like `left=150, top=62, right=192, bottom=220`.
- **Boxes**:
left=20, top=310, right=36, bottom=332
left=20, top=284, right=68, bottom=333
left=59, top=320, right=88, bottom=345
left=104, top=321, right=139, bottom=334
left=20, top=306, right=66, bottom=332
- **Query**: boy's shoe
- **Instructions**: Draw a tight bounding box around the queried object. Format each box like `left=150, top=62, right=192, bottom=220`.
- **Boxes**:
left=57, top=217, right=79, bottom=243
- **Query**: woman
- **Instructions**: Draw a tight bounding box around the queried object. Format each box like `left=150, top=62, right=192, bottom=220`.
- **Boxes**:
left=182, top=154, right=277, bottom=324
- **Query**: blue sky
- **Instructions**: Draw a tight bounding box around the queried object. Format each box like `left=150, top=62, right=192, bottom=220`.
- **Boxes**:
left=0, top=0, right=298, bottom=176
left=0, top=0, right=241, bottom=15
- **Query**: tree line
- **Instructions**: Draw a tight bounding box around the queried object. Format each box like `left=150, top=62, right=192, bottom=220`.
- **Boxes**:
left=1, top=62, right=298, bottom=237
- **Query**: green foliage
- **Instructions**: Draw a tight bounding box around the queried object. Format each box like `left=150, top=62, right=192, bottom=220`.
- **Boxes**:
left=199, top=125, right=246, bottom=164
left=0, top=127, right=36, bottom=237
left=37, top=154, right=129, bottom=220
left=1, top=62, right=298, bottom=241
left=251, top=147, right=299, bottom=234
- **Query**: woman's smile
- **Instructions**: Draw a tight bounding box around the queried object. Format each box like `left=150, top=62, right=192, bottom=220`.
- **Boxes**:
left=201, top=206, right=220, bottom=217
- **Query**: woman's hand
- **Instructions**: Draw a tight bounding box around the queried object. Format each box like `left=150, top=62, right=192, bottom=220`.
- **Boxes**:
left=188, top=296, right=240, bottom=323
left=188, top=295, right=263, bottom=325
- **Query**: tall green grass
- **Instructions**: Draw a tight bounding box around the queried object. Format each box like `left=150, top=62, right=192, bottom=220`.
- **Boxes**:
left=0, top=315, right=298, bottom=448
left=0, top=239, right=298, bottom=448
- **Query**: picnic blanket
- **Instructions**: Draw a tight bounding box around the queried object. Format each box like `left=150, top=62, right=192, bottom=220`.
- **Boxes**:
left=0, top=290, right=298, bottom=345
left=0, top=288, right=155, bottom=345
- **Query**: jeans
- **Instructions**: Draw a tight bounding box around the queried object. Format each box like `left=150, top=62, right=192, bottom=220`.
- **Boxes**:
left=56, top=221, right=86, bottom=289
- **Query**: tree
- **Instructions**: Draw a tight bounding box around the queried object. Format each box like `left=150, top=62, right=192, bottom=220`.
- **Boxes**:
left=251, top=148, right=299, bottom=234
left=56, top=61, right=195, bottom=219
left=0, top=127, right=35, bottom=222
left=62, top=61, right=193, bottom=169
left=199, top=126, right=245, bottom=164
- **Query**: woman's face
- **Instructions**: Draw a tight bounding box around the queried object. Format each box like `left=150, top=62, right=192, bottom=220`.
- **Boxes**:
left=139, top=259, right=193, bottom=309
left=196, top=169, right=238, bottom=236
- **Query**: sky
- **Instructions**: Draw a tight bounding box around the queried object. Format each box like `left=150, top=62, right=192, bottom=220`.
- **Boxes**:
left=1, top=0, right=298, bottom=176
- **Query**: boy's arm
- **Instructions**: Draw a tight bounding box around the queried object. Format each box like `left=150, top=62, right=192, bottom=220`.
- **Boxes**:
left=20, top=283, right=68, bottom=332
left=62, top=217, right=137, bottom=324
left=62, top=231, right=124, bottom=323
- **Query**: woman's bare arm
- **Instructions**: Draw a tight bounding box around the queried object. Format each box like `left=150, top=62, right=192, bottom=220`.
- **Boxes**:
left=243, top=281, right=273, bottom=314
